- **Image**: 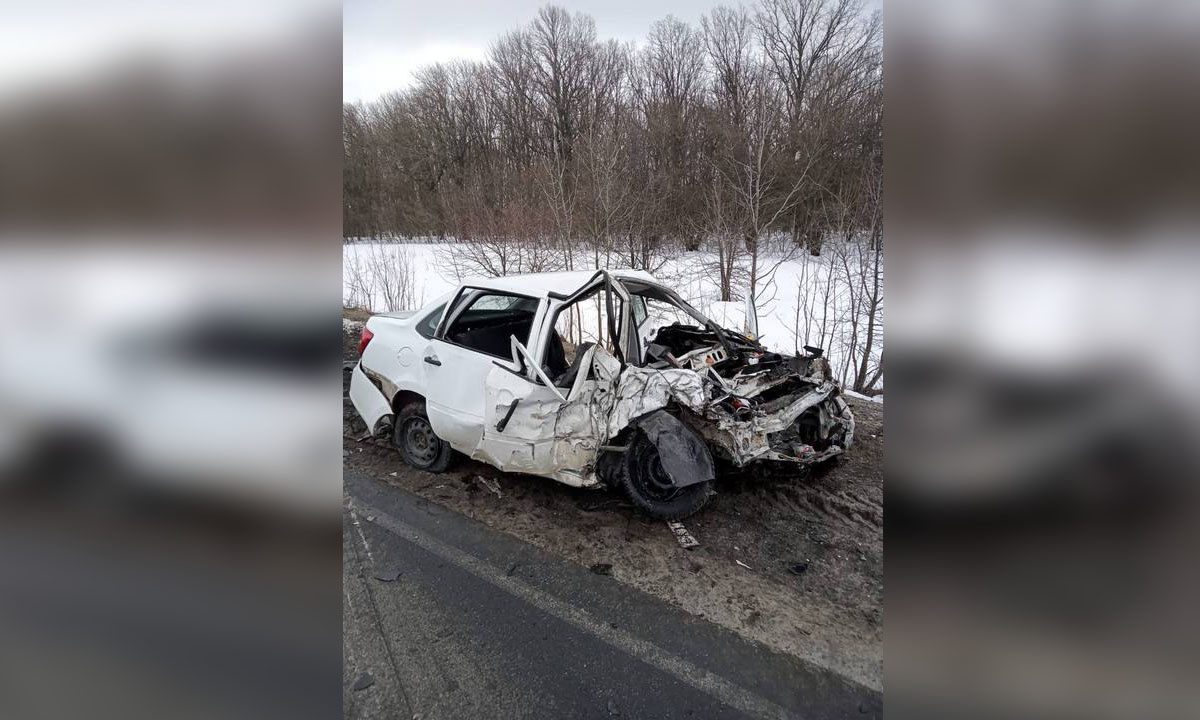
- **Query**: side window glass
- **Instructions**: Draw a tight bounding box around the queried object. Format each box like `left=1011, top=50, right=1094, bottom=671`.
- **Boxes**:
left=631, top=296, right=648, bottom=327
left=469, top=295, right=524, bottom=312
left=444, top=292, right=538, bottom=358
left=415, top=303, right=446, bottom=339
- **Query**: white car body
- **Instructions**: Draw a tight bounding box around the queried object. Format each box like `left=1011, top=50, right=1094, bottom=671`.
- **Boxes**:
left=349, top=269, right=853, bottom=491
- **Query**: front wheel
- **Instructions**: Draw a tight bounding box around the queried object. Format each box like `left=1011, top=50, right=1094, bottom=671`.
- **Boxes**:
left=618, top=431, right=711, bottom=520
left=392, top=401, right=453, bottom=472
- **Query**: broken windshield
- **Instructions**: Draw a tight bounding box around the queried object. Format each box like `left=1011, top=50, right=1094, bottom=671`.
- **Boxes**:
left=618, top=278, right=734, bottom=364
left=542, top=284, right=625, bottom=386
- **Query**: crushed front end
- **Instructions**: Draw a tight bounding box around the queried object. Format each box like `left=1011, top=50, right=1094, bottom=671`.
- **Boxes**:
left=636, top=323, right=855, bottom=469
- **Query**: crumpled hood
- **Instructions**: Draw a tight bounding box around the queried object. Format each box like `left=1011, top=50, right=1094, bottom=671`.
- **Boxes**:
left=588, top=345, right=854, bottom=467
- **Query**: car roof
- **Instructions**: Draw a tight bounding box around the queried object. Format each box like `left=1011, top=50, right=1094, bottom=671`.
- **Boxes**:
left=461, top=269, right=660, bottom=298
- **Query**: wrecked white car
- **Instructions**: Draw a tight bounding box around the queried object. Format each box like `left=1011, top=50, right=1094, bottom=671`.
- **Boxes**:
left=349, top=270, right=854, bottom=519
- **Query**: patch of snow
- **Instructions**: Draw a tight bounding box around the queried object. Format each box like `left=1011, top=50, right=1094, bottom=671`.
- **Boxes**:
left=844, top=390, right=883, bottom=404
left=343, top=239, right=883, bottom=389
left=706, top=301, right=747, bottom=333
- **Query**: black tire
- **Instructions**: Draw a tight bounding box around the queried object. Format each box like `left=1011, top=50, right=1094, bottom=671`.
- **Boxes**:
left=618, top=431, right=711, bottom=520
left=392, top=401, right=453, bottom=472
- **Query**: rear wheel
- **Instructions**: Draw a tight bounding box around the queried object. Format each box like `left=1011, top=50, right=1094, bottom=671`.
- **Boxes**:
left=392, top=401, right=452, bottom=472
left=619, top=432, right=710, bottom=520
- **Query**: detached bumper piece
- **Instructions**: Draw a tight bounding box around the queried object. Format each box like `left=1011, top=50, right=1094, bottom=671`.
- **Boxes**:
left=349, top=362, right=393, bottom=437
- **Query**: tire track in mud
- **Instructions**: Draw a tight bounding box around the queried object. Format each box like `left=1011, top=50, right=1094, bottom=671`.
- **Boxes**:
left=793, top=487, right=883, bottom=530
left=716, top=470, right=882, bottom=532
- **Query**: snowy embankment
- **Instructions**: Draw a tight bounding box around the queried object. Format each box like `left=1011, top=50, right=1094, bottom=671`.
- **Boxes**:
left=343, top=240, right=882, bottom=392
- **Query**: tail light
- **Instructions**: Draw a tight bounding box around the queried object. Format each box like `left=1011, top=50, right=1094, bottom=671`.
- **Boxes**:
left=358, top=326, right=374, bottom=355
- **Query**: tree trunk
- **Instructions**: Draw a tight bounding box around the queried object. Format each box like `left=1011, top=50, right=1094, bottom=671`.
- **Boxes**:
left=718, top=239, right=733, bottom=301
left=747, top=229, right=759, bottom=301
left=854, top=222, right=884, bottom=391
left=805, top=226, right=823, bottom=256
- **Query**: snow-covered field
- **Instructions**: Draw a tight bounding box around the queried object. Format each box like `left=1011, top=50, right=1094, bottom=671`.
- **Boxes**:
left=344, top=240, right=882, bottom=390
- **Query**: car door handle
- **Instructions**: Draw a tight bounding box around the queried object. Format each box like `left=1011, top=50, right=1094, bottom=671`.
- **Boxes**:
left=423, top=355, right=441, bottom=366
left=495, top=398, right=519, bottom=432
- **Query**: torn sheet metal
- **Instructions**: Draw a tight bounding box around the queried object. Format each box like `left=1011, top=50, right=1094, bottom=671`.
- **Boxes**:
left=470, top=338, right=855, bottom=487
left=667, top=521, right=700, bottom=549
left=605, top=365, right=708, bottom=434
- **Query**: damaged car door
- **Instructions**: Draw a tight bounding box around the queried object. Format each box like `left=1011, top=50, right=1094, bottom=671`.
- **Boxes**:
left=475, top=274, right=630, bottom=487
left=422, top=287, right=542, bottom=454
left=475, top=341, right=611, bottom=487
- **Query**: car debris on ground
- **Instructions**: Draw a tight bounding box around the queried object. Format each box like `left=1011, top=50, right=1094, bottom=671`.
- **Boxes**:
left=589, top=563, right=614, bottom=576
left=351, top=672, right=374, bottom=691
left=666, top=521, right=700, bottom=549
left=475, top=475, right=503, bottom=499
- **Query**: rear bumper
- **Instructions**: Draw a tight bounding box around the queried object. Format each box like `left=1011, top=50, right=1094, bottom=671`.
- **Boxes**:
left=349, top=362, right=392, bottom=436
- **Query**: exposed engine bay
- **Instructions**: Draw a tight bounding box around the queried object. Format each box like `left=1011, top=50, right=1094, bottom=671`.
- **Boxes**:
left=636, top=321, right=854, bottom=466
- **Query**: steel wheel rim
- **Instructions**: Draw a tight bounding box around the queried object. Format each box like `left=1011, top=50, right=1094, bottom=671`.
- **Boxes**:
left=632, top=441, right=678, bottom=501
left=403, top=417, right=439, bottom=466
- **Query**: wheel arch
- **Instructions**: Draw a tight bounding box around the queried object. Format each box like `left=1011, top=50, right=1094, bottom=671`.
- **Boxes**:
left=391, top=389, right=426, bottom=413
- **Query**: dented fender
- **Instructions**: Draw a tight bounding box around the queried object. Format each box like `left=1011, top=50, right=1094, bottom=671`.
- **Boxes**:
left=632, top=410, right=715, bottom=487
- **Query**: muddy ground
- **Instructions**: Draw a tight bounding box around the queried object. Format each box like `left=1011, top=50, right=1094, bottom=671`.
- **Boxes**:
left=343, top=319, right=882, bottom=690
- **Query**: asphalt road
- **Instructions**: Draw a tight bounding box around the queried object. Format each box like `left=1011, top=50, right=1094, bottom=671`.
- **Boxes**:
left=343, top=470, right=881, bottom=720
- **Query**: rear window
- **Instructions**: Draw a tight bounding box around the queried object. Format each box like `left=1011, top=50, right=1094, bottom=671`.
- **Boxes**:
left=415, top=303, right=445, bottom=339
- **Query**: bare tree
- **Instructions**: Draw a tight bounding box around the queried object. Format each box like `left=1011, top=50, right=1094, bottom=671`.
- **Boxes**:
left=342, top=1, right=884, bottom=383
left=753, top=0, right=879, bottom=255
left=701, top=5, right=756, bottom=128
left=710, top=66, right=822, bottom=306
left=344, top=243, right=421, bottom=312
left=528, top=5, right=598, bottom=167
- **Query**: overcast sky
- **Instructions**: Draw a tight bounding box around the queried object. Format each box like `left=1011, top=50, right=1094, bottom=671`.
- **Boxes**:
left=343, top=0, right=882, bottom=104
